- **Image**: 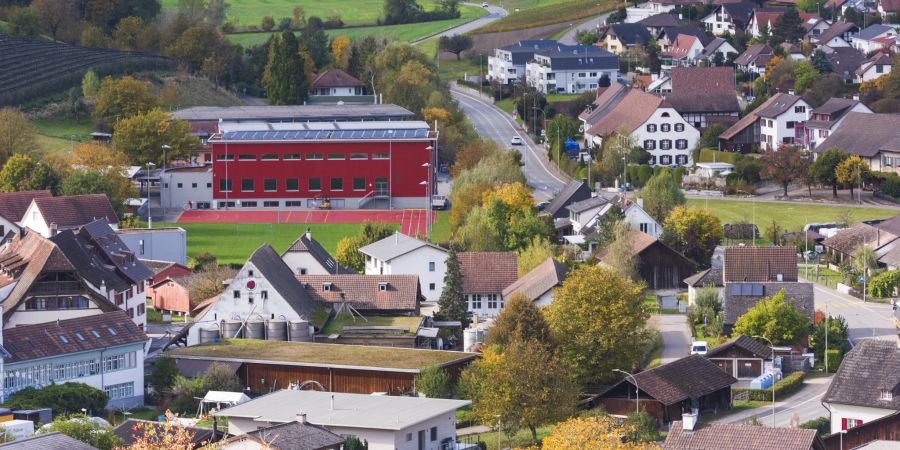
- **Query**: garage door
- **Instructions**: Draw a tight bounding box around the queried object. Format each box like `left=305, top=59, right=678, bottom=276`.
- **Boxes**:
left=737, top=359, right=762, bottom=378
left=712, top=359, right=733, bottom=376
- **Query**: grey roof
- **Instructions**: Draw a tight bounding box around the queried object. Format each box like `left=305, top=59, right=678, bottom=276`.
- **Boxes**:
left=856, top=24, right=895, bottom=40
left=534, top=47, right=619, bottom=71
left=49, top=229, right=131, bottom=293
left=498, top=39, right=562, bottom=65
left=358, top=232, right=447, bottom=261
left=214, top=390, right=470, bottom=431
left=543, top=180, right=592, bottom=219
left=607, top=23, right=653, bottom=46
left=734, top=43, right=772, bottom=67
left=660, top=25, right=712, bottom=46
left=248, top=244, right=320, bottom=320
left=638, top=13, right=684, bottom=27
left=814, top=21, right=858, bottom=45
left=697, top=38, right=731, bottom=59
left=812, top=97, right=863, bottom=116
left=683, top=268, right=724, bottom=287
left=0, top=432, right=98, bottom=449
left=706, top=335, right=773, bottom=359
left=756, top=93, right=804, bottom=118
left=824, top=339, right=900, bottom=409
left=621, top=354, right=737, bottom=405
left=172, top=104, right=414, bottom=122
left=243, top=420, right=345, bottom=450
left=718, top=2, right=756, bottom=27
left=80, top=219, right=154, bottom=284
left=825, top=47, right=868, bottom=80
left=565, top=195, right=609, bottom=214
left=283, top=231, right=354, bottom=274
left=502, top=257, right=569, bottom=301
left=815, top=112, right=900, bottom=157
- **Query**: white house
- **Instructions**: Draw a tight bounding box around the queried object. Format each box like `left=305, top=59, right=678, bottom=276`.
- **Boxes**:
left=625, top=0, right=683, bottom=23
left=811, top=21, right=859, bottom=48
left=525, top=46, right=619, bottom=94
left=359, top=232, right=447, bottom=302
left=701, top=2, right=755, bottom=36
left=186, top=244, right=320, bottom=346
left=0, top=190, right=51, bottom=240
left=852, top=24, right=897, bottom=53
left=159, top=166, right=214, bottom=210
left=116, top=227, right=187, bottom=266
left=487, top=39, right=559, bottom=85
left=664, top=34, right=705, bottom=66
left=458, top=252, right=517, bottom=319
left=856, top=52, right=894, bottom=83
left=566, top=196, right=609, bottom=235
left=309, top=69, right=365, bottom=97
left=18, top=194, right=119, bottom=238
left=502, top=257, right=569, bottom=308
left=281, top=229, right=353, bottom=275
left=756, top=93, right=811, bottom=150
left=2, top=311, right=148, bottom=408
left=697, top=38, right=739, bottom=65
left=804, top=97, right=872, bottom=151
left=823, top=339, right=900, bottom=435
left=214, top=390, right=470, bottom=450
left=581, top=84, right=699, bottom=166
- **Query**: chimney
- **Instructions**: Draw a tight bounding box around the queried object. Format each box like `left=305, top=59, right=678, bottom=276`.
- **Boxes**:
left=50, top=223, right=58, bottom=236
left=788, top=89, right=795, bottom=95
left=682, top=411, right=698, bottom=431
left=305, top=227, right=312, bottom=240
left=296, top=413, right=307, bottom=424
left=853, top=94, right=860, bottom=101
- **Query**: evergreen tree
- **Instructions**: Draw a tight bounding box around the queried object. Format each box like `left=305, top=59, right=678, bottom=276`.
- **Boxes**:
left=265, top=31, right=309, bottom=105
left=811, top=49, right=832, bottom=73
left=436, top=248, right=468, bottom=329
left=773, top=8, right=805, bottom=43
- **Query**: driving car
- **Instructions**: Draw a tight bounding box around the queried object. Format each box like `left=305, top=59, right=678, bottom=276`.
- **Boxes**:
left=482, top=2, right=489, bottom=7
left=510, top=136, right=523, bottom=145
left=690, top=341, right=708, bottom=355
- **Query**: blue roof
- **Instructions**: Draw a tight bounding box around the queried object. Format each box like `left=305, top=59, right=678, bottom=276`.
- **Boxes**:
left=221, top=128, right=430, bottom=141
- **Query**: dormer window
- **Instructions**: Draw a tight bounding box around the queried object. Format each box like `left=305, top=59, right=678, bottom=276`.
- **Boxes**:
left=883, top=390, right=893, bottom=401
left=379, top=282, right=389, bottom=292
left=323, top=282, right=332, bottom=292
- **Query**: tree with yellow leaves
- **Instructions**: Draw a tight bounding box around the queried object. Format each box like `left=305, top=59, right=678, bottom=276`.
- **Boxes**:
left=93, top=76, right=158, bottom=124
left=541, top=415, right=660, bottom=450
left=331, top=35, right=351, bottom=70
left=834, top=154, right=870, bottom=198
left=482, top=182, right=534, bottom=215
left=120, top=410, right=207, bottom=450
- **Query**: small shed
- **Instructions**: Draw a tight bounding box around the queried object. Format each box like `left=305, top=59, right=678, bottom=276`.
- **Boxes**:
left=705, top=335, right=772, bottom=380
left=199, top=391, right=251, bottom=416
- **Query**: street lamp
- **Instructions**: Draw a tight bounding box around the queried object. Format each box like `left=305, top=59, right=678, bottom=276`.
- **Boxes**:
left=161, top=144, right=170, bottom=210
left=532, top=107, right=560, bottom=166
left=752, top=335, right=776, bottom=427
left=613, top=369, right=640, bottom=416
left=420, top=180, right=429, bottom=240
left=145, top=162, right=156, bottom=229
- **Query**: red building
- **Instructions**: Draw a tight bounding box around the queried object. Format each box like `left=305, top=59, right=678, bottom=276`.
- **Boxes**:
left=207, top=121, right=435, bottom=209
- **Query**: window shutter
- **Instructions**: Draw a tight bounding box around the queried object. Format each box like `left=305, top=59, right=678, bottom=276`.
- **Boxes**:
left=842, top=418, right=847, bottom=430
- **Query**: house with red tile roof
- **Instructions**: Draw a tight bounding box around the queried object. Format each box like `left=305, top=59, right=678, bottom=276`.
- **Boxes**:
left=310, top=68, right=365, bottom=97
left=18, top=194, right=118, bottom=238
left=747, top=9, right=821, bottom=38
left=664, top=33, right=705, bottom=66
left=664, top=418, right=824, bottom=449
left=296, top=274, right=421, bottom=314
left=458, top=252, right=517, bottom=319
left=878, top=0, right=900, bottom=17
left=0, top=190, right=52, bottom=241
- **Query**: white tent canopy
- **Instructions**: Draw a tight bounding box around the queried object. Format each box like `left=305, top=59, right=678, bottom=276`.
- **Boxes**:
left=202, top=391, right=250, bottom=405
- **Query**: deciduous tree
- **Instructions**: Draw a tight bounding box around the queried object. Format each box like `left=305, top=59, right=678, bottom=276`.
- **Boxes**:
left=185, top=263, right=236, bottom=309
left=60, top=169, right=129, bottom=216
left=0, top=154, right=59, bottom=193
left=602, top=221, right=640, bottom=283
left=165, top=25, right=225, bottom=73
left=517, top=236, right=555, bottom=276
left=732, top=289, right=811, bottom=345
left=546, top=266, right=648, bottom=385
left=93, top=76, right=158, bottom=124
left=438, top=34, right=473, bottom=60
left=414, top=365, right=451, bottom=398
left=334, top=222, right=394, bottom=272
left=486, top=293, right=554, bottom=348
left=0, top=107, right=36, bottom=166
left=461, top=339, right=578, bottom=443
left=81, top=70, right=100, bottom=103
left=38, top=414, right=121, bottom=450
left=760, top=145, right=809, bottom=197
left=835, top=154, right=870, bottom=198
left=639, top=169, right=686, bottom=223
left=661, top=205, right=723, bottom=267
left=112, top=109, right=198, bottom=165
left=541, top=415, right=657, bottom=450
left=31, top=0, right=77, bottom=41
left=125, top=410, right=199, bottom=450
left=330, top=35, right=352, bottom=69
left=810, top=147, right=848, bottom=197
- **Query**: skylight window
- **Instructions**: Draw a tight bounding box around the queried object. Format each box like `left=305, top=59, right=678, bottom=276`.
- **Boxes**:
left=59, top=335, right=69, bottom=344
left=107, top=327, right=117, bottom=336
left=75, top=332, right=85, bottom=341
left=91, top=330, right=101, bottom=338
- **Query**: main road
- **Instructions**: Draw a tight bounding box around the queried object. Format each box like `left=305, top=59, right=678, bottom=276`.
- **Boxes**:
left=412, top=4, right=507, bottom=44
left=450, top=86, right=570, bottom=200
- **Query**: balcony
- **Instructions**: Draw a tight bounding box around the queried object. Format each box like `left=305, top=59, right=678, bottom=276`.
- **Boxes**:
left=31, top=281, right=81, bottom=295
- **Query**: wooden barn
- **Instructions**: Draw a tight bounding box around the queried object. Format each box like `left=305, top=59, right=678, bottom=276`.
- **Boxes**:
left=167, top=339, right=478, bottom=396
left=596, top=230, right=695, bottom=290
left=705, top=335, right=773, bottom=380
left=590, top=355, right=736, bottom=425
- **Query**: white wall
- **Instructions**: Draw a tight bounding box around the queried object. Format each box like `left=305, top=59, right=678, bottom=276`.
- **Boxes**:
left=282, top=252, right=333, bottom=275
left=5, top=304, right=103, bottom=328
left=117, top=229, right=187, bottom=266
left=390, top=247, right=447, bottom=302
left=569, top=205, right=604, bottom=234
left=161, top=170, right=213, bottom=210
left=807, top=103, right=872, bottom=150
left=624, top=204, right=661, bottom=238
left=467, top=293, right=504, bottom=318
left=857, top=63, right=893, bottom=82
left=526, top=60, right=616, bottom=94
left=18, top=203, right=50, bottom=237
left=488, top=51, right=521, bottom=84
left=828, top=402, right=896, bottom=435
left=632, top=107, right=700, bottom=166
left=532, top=289, right=555, bottom=307
left=760, top=100, right=810, bottom=150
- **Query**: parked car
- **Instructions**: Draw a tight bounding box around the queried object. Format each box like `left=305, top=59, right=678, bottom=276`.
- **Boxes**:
left=690, top=341, right=708, bottom=355
left=431, top=195, right=448, bottom=210
left=510, top=136, right=523, bottom=145
left=536, top=201, right=550, bottom=211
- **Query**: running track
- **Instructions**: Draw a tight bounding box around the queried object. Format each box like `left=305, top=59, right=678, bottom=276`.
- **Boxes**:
left=178, top=209, right=433, bottom=236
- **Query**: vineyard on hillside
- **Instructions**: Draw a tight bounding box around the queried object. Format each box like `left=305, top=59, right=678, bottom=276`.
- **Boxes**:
left=0, top=35, right=175, bottom=106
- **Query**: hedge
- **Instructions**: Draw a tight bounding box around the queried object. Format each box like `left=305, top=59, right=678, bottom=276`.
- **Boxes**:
left=732, top=372, right=805, bottom=401
left=825, top=349, right=843, bottom=373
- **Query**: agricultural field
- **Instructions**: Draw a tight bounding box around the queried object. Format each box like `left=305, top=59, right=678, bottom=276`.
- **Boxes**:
left=227, top=5, right=487, bottom=47
left=161, top=0, right=388, bottom=28
left=687, top=199, right=897, bottom=233
left=472, top=0, right=617, bottom=34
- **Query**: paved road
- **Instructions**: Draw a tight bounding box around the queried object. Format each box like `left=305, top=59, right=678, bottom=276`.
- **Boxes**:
left=559, top=8, right=626, bottom=45
left=657, top=314, right=691, bottom=365
left=412, top=4, right=507, bottom=44
left=450, top=85, right=569, bottom=200
left=716, top=375, right=832, bottom=427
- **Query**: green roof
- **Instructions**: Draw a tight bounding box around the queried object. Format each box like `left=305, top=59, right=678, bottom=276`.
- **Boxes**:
left=167, top=339, right=477, bottom=372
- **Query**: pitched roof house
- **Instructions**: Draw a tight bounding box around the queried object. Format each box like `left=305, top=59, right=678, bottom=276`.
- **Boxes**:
left=702, top=2, right=756, bottom=36
left=541, top=180, right=593, bottom=220
left=821, top=46, right=869, bottom=82
left=0, top=432, right=101, bottom=450
left=602, top=23, right=654, bottom=54
left=879, top=0, right=900, bottom=16
left=595, top=230, right=695, bottom=289
left=359, top=232, right=448, bottom=302
left=852, top=24, right=897, bottom=53
left=813, top=112, right=900, bottom=174
left=310, top=68, right=364, bottom=97
left=705, top=334, right=774, bottom=380
left=296, top=274, right=421, bottom=314
left=821, top=410, right=900, bottom=450
left=804, top=97, right=872, bottom=151
left=720, top=92, right=809, bottom=152
left=19, top=194, right=119, bottom=238
left=823, top=339, right=900, bottom=435
left=220, top=417, right=345, bottom=450
left=811, top=20, right=859, bottom=48
left=664, top=420, right=824, bottom=449
left=591, top=354, right=736, bottom=424
left=664, top=67, right=740, bottom=130
left=665, top=33, right=706, bottom=65
left=502, top=257, right=569, bottom=307
left=856, top=52, right=894, bottom=83
left=282, top=229, right=354, bottom=275
left=0, top=190, right=52, bottom=238
left=525, top=45, right=619, bottom=94
left=734, top=43, right=774, bottom=74
left=458, top=251, right=517, bottom=319
left=696, top=37, right=740, bottom=66
left=748, top=9, right=820, bottom=38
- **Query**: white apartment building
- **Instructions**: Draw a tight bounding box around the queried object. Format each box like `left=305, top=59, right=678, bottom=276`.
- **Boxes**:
left=524, top=46, right=619, bottom=94
left=487, top=39, right=559, bottom=85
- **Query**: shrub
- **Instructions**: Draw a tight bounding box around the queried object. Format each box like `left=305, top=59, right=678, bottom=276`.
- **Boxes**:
left=732, top=372, right=804, bottom=401
left=3, top=383, right=108, bottom=415
left=825, top=348, right=842, bottom=373
left=800, top=416, right=830, bottom=436
left=148, top=356, right=179, bottom=393
left=415, top=365, right=451, bottom=398
left=868, top=270, right=900, bottom=297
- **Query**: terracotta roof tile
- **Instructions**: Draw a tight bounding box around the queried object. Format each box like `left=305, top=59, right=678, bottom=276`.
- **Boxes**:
left=665, top=67, right=740, bottom=113
left=664, top=420, right=820, bottom=449
left=722, top=246, right=798, bottom=282
left=458, top=252, right=518, bottom=294
left=312, top=69, right=363, bottom=88
left=296, top=274, right=420, bottom=312
left=34, top=194, right=118, bottom=228
left=3, top=311, right=148, bottom=364
left=586, top=88, right=662, bottom=136
left=0, top=190, right=51, bottom=222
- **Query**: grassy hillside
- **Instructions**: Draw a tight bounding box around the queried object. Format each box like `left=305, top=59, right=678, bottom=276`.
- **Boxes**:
left=472, top=0, right=618, bottom=34
left=229, top=5, right=487, bottom=47
left=155, top=76, right=245, bottom=109
left=161, top=0, right=387, bottom=27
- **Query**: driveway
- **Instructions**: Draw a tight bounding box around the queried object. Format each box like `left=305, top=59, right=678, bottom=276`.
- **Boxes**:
left=656, top=314, right=691, bottom=364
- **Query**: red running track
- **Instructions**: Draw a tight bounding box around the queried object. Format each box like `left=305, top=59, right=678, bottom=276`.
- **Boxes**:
left=178, top=209, right=433, bottom=236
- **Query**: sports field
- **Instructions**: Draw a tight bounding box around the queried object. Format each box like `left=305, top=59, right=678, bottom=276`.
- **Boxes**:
left=687, top=199, right=898, bottom=232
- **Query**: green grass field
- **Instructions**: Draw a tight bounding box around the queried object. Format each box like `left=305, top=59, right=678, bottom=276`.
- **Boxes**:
left=32, top=117, right=94, bottom=140
left=320, top=315, right=422, bottom=335
left=161, top=0, right=388, bottom=27
left=687, top=199, right=897, bottom=233
left=472, top=0, right=616, bottom=34
left=226, top=5, right=486, bottom=47
left=698, top=148, right=739, bottom=164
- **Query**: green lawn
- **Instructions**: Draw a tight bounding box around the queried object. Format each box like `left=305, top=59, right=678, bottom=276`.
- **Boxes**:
left=698, top=148, right=739, bottom=164
left=320, top=315, right=423, bottom=335
left=227, top=5, right=487, bottom=47
left=161, top=0, right=388, bottom=27
left=32, top=117, right=94, bottom=140
left=460, top=425, right=553, bottom=449
left=157, top=222, right=376, bottom=266
left=431, top=210, right=451, bottom=243
left=686, top=199, right=897, bottom=233
left=34, top=134, right=75, bottom=156
left=701, top=400, right=768, bottom=422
